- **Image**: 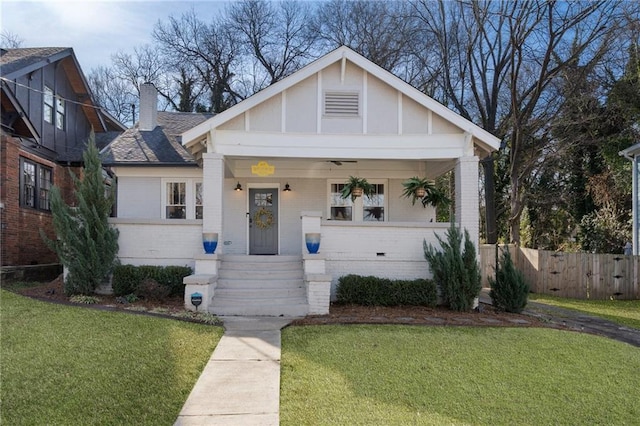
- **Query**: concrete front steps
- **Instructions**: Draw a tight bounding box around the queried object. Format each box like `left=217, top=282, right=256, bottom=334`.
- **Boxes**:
left=210, top=255, right=309, bottom=317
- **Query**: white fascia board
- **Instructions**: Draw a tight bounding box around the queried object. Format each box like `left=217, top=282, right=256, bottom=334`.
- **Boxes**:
left=620, top=142, right=640, bottom=159
left=111, top=166, right=202, bottom=178
left=213, top=131, right=467, bottom=160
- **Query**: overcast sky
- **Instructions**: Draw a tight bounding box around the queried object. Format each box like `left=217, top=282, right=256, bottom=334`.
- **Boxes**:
left=1, top=0, right=227, bottom=73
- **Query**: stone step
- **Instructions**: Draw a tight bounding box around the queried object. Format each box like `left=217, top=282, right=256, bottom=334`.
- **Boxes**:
left=210, top=301, right=308, bottom=317
left=222, top=254, right=301, bottom=264
left=215, top=287, right=306, bottom=299
left=218, top=269, right=303, bottom=280
left=216, top=278, right=304, bottom=289
left=212, top=255, right=307, bottom=317
left=220, top=261, right=302, bottom=272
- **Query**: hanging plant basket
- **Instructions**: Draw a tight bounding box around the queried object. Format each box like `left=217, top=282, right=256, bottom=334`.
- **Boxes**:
left=340, top=176, right=374, bottom=201
left=415, top=187, right=427, bottom=198
left=401, top=176, right=450, bottom=208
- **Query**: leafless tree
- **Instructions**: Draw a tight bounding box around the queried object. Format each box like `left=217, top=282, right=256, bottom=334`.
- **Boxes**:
left=1, top=30, right=23, bottom=48
left=227, top=0, right=317, bottom=90
left=311, top=0, right=422, bottom=83
left=154, top=10, right=242, bottom=113
left=87, top=66, right=137, bottom=126
left=410, top=0, right=626, bottom=245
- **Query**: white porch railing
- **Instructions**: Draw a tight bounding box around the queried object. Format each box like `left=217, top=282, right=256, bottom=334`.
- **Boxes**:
left=109, top=218, right=203, bottom=268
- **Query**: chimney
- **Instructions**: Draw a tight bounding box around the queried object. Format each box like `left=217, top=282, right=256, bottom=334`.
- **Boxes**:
left=139, top=82, right=158, bottom=131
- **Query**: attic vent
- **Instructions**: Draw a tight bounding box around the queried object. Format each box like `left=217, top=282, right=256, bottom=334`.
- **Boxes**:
left=324, top=92, right=359, bottom=116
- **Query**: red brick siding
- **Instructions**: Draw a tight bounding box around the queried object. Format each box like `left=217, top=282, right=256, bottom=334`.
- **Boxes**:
left=1, top=134, right=78, bottom=266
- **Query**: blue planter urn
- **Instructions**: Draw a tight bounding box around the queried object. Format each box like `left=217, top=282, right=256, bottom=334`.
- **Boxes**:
left=305, top=233, right=321, bottom=254
left=203, top=232, right=218, bottom=254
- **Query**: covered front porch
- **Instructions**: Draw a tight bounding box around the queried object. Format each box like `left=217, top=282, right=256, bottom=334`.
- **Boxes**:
left=178, top=151, right=480, bottom=316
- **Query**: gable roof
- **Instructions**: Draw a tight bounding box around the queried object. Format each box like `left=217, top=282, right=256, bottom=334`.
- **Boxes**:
left=620, top=142, right=640, bottom=159
left=183, top=46, right=501, bottom=153
left=1, top=47, right=71, bottom=79
left=1, top=47, right=126, bottom=134
left=101, top=112, right=213, bottom=166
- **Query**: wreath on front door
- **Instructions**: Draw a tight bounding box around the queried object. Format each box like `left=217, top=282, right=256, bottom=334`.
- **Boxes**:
left=254, top=207, right=274, bottom=230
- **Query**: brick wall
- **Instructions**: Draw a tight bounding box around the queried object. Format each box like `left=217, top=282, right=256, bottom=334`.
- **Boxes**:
left=1, top=134, right=77, bottom=266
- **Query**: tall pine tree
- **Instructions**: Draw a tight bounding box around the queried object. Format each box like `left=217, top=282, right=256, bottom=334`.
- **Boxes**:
left=43, top=133, right=119, bottom=295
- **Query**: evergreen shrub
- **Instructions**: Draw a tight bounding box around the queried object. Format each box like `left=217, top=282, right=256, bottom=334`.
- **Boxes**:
left=112, top=264, right=142, bottom=296
left=43, top=134, right=119, bottom=295
left=423, top=224, right=481, bottom=311
left=489, top=248, right=529, bottom=313
left=336, top=274, right=437, bottom=307
left=112, top=265, right=192, bottom=297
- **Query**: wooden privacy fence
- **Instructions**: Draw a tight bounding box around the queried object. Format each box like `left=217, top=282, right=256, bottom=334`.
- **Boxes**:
left=480, top=245, right=640, bottom=300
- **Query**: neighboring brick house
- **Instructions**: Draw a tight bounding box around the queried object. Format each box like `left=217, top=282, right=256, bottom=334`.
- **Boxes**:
left=1, top=47, right=125, bottom=274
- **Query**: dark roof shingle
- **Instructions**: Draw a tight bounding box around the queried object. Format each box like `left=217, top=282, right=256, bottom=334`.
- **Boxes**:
left=101, top=111, right=213, bottom=165
left=0, top=47, right=70, bottom=78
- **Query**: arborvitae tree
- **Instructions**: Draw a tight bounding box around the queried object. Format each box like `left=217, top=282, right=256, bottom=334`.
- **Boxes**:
left=43, top=134, right=119, bottom=295
left=489, top=248, right=529, bottom=313
left=423, top=224, right=481, bottom=312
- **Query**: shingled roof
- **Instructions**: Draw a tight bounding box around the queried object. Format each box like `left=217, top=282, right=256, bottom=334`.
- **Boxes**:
left=101, top=111, right=213, bottom=166
left=0, top=47, right=70, bottom=78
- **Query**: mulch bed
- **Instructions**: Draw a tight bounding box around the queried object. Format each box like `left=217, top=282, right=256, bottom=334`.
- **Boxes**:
left=13, top=276, right=549, bottom=329
left=292, top=303, right=546, bottom=327
left=14, top=275, right=186, bottom=314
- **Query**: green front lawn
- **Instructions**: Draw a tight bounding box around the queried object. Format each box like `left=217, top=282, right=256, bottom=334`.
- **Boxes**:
left=1, top=290, right=223, bottom=425
left=281, top=325, right=640, bottom=425
left=529, top=294, right=640, bottom=330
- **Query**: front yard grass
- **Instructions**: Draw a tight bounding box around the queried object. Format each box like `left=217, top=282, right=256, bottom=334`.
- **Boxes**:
left=281, top=325, right=640, bottom=425
left=1, top=290, right=223, bottom=425
left=528, top=294, right=640, bottom=330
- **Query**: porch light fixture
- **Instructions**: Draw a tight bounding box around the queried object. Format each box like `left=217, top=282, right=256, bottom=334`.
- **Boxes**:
left=283, top=183, right=292, bottom=192
left=235, top=182, right=243, bottom=191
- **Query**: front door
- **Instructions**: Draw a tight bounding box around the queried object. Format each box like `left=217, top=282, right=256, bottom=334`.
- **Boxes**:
left=249, top=188, right=278, bottom=255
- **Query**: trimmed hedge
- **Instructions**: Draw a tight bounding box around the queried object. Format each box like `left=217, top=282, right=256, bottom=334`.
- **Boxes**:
left=336, top=274, right=437, bottom=307
left=112, top=264, right=192, bottom=297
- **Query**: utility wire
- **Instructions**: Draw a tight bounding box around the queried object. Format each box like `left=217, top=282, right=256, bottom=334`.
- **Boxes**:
left=0, top=76, right=105, bottom=111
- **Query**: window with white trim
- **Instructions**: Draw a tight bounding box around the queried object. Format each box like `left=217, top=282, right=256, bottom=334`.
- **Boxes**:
left=195, top=182, right=203, bottom=219
left=166, top=182, right=186, bottom=219
left=20, top=158, right=52, bottom=211
left=328, top=180, right=387, bottom=221
left=44, top=86, right=54, bottom=124
left=55, top=95, right=65, bottom=130
left=161, top=179, right=202, bottom=219
left=363, top=184, right=384, bottom=221
left=329, top=183, right=353, bottom=221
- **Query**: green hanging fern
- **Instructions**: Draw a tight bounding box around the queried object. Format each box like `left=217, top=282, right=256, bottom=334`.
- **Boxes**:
left=401, top=176, right=450, bottom=208
left=340, top=176, right=375, bottom=201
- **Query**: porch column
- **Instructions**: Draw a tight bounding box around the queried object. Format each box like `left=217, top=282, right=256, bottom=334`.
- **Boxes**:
left=455, top=156, right=480, bottom=251
left=202, top=153, right=224, bottom=250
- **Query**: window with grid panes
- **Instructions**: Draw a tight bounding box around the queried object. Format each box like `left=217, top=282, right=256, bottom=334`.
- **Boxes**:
left=20, top=158, right=52, bottom=211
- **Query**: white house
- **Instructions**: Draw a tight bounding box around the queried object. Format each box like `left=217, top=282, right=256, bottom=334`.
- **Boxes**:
left=103, top=46, right=500, bottom=316
left=620, top=142, right=640, bottom=255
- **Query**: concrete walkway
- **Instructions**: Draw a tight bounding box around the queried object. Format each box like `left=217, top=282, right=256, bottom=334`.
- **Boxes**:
left=174, top=316, right=296, bottom=426
left=480, top=289, right=640, bottom=347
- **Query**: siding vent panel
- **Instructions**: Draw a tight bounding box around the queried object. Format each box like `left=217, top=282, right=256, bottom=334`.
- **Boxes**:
left=324, top=92, right=359, bottom=117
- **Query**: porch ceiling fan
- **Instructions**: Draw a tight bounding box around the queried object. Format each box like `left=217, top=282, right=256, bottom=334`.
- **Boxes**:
left=326, top=160, right=358, bottom=166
